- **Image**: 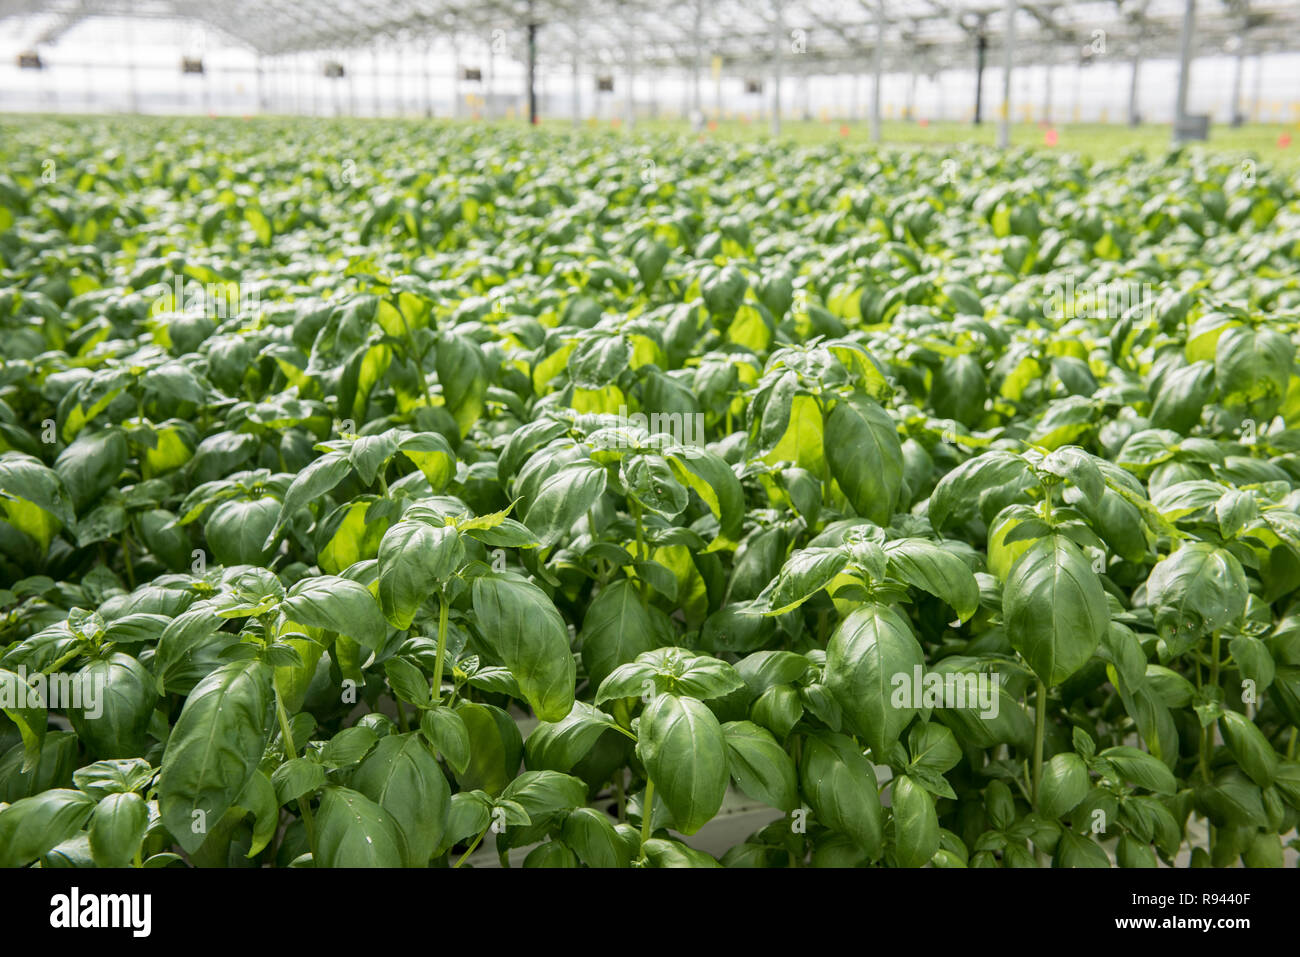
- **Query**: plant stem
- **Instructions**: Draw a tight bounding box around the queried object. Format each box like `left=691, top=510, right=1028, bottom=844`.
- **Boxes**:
left=608, top=723, right=638, bottom=743
left=42, top=646, right=85, bottom=675
left=120, top=532, right=136, bottom=589
left=632, top=502, right=646, bottom=562
left=274, top=690, right=297, bottom=752
left=275, top=689, right=316, bottom=854
left=1204, top=631, right=1224, bottom=859
left=613, top=769, right=626, bottom=822
left=630, top=502, right=650, bottom=602
left=1031, top=678, right=1046, bottom=811
left=1208, top=630, right=1221, bottom=696
left=640, top=779, right=655, bottom=853
left=431, top=592, right=449, bottom=706
left=1200, top=631, right=1222, bottom=783
left=587, top=507, right=608, bottom=583
left=454, top=825, right=489, bottom=868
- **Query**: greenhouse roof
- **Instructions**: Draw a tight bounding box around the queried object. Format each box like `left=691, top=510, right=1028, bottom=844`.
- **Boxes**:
left=2, top=0, right=1297, bottom=70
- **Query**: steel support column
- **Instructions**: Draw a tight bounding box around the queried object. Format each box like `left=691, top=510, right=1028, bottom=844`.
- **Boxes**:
left=1251, top=53, right=1263, bottom=122
left=714, top=53, right=722, bottom=118
left=870, top=0, right=883, bottom=142
left=691, top=0, right=703, bottom=127
left=973, top=30, right=987, bottom=125
left=1042, top=63, right=1052, bottom=124
left=126, top=16, right=139, bottom=113
left=1127, top=48, right=1142, bottom=125
left=422, top=39, right=432, bottom=118
left=1126, top=0, right=1149, bottom=126
left=1229, top=33, right=1247, bottom=126
left=625, top=45, right=636, bottom=129
left=454, top=41, right=463, bottom=119
left=1172, top=0, right=1197, bottom=145
left=487, top=40, right=496, bottom=120
left=771, top=1, right=783, bottom=137
left=997, top=0, right=1016, bottom=148
left=571, top=47, right=580, bottom=127
left=527, top=10, right=538, bottom=124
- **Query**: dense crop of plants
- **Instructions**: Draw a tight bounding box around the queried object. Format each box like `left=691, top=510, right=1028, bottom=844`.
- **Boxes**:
left=1, top=117, right=1299, bottom=868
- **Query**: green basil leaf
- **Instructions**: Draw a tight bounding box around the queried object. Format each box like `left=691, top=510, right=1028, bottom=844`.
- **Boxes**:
left=637, top=693, right=728, bottom=835
left=272, top=757, right=326, bottom=804
left=0, top=667, right=46, bottom=772
left=1003, top=536, right=1107, bottom=686
left=318, top=725, right=379, bottom=768
left=377, top=521, right=464, bottom=629
left=385, top=657, right=432, bottom=707
left=158, top=658, right=273, bottom=855
left=419, top=705, right=472, bottom=774
left=825, top=602, right=924, bottom=759
left=640, top=837, right=722, bottom=868
left=522, top=461, right=607, bottom=549
left=87, top=791, right=149, bottom=868
left=274, top=450, right=351, bottom=535
left=282, top=575, right=387, bottom=649
left=884, top=539, right=980, bottom=622
left=800, top=732, right=883, bottom=859
left=471, top=574, right=575, bottom=722
left=0, top=789, right=95, bottom=868
left=352, top=732, right=450, bottom=867
left=563, top=806, right=631, bottom=868
left=891, top=774, right=939, bottom=868
left=1145, top=542, right=1248, bottom=638
left=580, top=579, right=671, bottom=689
left=722, top=720, right=799, bottom=811
left=1218, top=710, right=1279, bottom=788
left=524, top=701, right=624, bottom=772
left=1039, top=752, right=1091, bottom=819
left=1098, top=745, right=1177, bottom=794
left=314, top=786, right=405, bottom=867
left=825, top=394, right=903, bottom=525
left=753, top=547, right=850, bottom=616
left=667, top=446, right=745, bottom=549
